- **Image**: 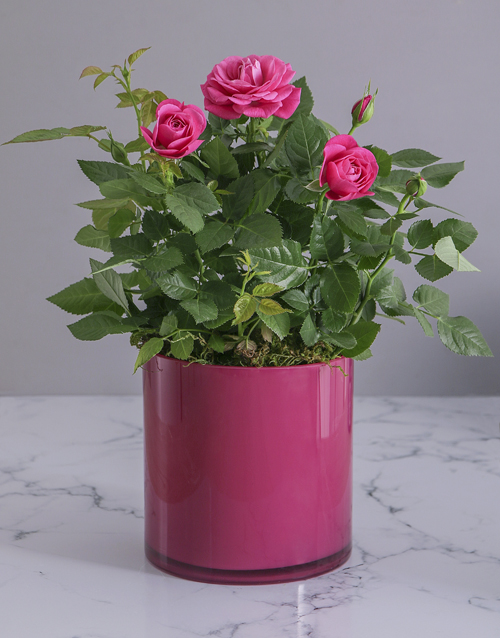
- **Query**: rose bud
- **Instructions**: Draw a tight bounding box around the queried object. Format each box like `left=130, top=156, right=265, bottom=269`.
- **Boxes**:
left=351, top=95, right=375, bottom=126
left=201, top=55, right=301, bottom=120
left=141, top=99, right=206, bottom=160
left=406, top=176, right=428, bottom=198
left=319, top=135, right=379, bottom=201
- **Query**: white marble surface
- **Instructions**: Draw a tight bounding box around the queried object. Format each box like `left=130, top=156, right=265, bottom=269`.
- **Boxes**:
left=1, top=395, right=499, bottom=638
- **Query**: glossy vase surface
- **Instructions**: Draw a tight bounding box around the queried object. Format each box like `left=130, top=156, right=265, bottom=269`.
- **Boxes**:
left=143, top=356, right=353, bottom=585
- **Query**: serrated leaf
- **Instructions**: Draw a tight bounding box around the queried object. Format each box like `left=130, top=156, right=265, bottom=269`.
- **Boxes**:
left=380, top=216, right=404, bottom=236
left=421, top=161, right=465, bottom=188
left=134, top=337, right=164, bottom=373
left=110, top=234, right=152, bottom=259
left=437, top=316, right=492, bottom=357
left=320, top=264, right=360, bottom=313
left=156, top=270, right=197, bottom=300
left=352, top=198, right=390, bottom=219
left=342, top=321, right=381, bottom=357
left=222, top=174, right=254, bottom=220
left=407, top=219, right=434, bottom=249
left=291, top=77, right=314, bottom=118
left=284, top=177, right=318, bottom=204
left=125, top=137, right=150, bottom=153
left=142, top=247, right=184, bottom=272
left=230, top=142, right=273, bottom=155
left=247, top=169, right=281, bottom=216
left=252, top=283, right=283, bottom=297
left=128, top=47, right=151, bottom=66
left=142, top=209, right=170, bottom=241
left=433, top=219, right=477, bottom=252
left=141, top=100, right=157, bottom=127
left=159, top=315, right=178, bottom=336
left=414, top=308, right=434, bottom=337
left=285, top=114, right=327, bottom=173
left=371, top=188, right=401, bottom=208
left=94, top=73, right=110, bottom=89
left=352, top=348, right=373, bottom=361
left=77, top=197, right=130, bottom=211
left=108, top=209, right=135, bottom=238
left=4, top=127, right=71, bottom=144
left=195, top=220, right=234, bottom=253
left=434, top=237, right=479, bottom=272
left=79, top=66, right=103, bottom=79
left=376, top=169, right=416, bottom=194
left=201, top=280, right=236, bottom=310
left=413, top=198, right=462, bottom=216
left=300, top=314, right=320, bottom=346
left=415, top=255, right=453, bottom=282
left=248, top=240, right=308, bottom=288
left=322, top=332, right=357, bottom=349
left=258, top=309, right=290, bottom=340
left=310, top=216, right=344, bottom=261
left=321, top=309, right=348, bottom=332
left=234, top=213, right=282, bottom=249
left=201, top=137, right=240, bottom=179
left=232, top=294, right=257, bottom=324
left=68, top=312, right=129, bottom=341
left=47, top=278, right=121, bottom=315
left=75, top=225, right=111, bottom=252
left=69, top=125, right=106, bottom=137
left=129, top=170, right=167, bottom=194
left=336, top=207, right=367, bottom=237
left=180, top=297, right=218, bottom=324
left=171, top=334, right=195, bottom=360
left=366, top=146, right=392, bottom=178
left=77, top=160, right=129, bottom=185
left=258, top=298, right=288, bottom=315
left=208, top=333, right=226, bottom=353
left=282, top=289, right=309, bottom=312
left=413, top=284, right=449, bottom=317
left=370, top=267, right=394, bottom=297
left=391, top=148, right=441, bottom=169
left=166, top=183, right=219, bottom=233
left=90, top=258, right=130, bottom=313
left=180, top=159, right=206, bottom=183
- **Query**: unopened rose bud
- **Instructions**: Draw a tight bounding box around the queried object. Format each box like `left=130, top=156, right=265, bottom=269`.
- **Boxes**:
left=406, top=176, right=427, bottom=198
left=110, top=139, right=130, bottom=166
left=351, top=95, right=375, bottom=125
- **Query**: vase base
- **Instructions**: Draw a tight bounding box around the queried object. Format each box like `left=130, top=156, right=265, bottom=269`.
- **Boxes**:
left=145, top=543, right=352, bottom=585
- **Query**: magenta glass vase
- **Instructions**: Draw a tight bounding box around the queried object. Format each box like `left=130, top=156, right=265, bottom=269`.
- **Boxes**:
left=143, top=356, right=353, bottom=585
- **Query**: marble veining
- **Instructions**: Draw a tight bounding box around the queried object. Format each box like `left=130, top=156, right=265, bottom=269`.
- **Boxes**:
left=1, top=395, right=499, bottom=637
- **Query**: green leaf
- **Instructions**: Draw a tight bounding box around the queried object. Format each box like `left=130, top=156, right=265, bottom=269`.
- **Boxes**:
left=47, top=278, right=121, bottom=315
left=377, top=278, right=414, bottom=316
left=222, top=174, right=254, bottom=220
left=413, top=198, right=462, bottom=216
left=258, top=298, right=288, bottom=315
left=99, top=178, right=152, bottom=207
left=322, top=332, right=357, bottom=349
left=290, top=77, right=314, bottom=119
left=110, top=234, right=152, bottom=259
left=437, top=316, right=492, bottom=357
left=90, top=258, right=130, bottom=313
left=69, top=125, right=106, bottom=137
left=133, top=337, right=163, bottom=373
left=77, top=160, right=129, bottom=185
left=156, top=270, right=197, bottom=300
left=352, top=348, right=373, bottom=361
left=166, top=183, right=219, bottom=233
left=434, top=237, right=480, bottom=272
left=4, top=127, right=71, bottom=144
left=170, top=334, right=195, bottom=360
left=366, top=146, right=392, bottom=178
left=232, top=294, right=257, bottom=324
left=201, top=137, right=240, bottom=179
left=309, top=217, right=344, bottom=261
left=125, top=137, right=150, bottom=153
left=352, top=198, right=390, bottom=219
left=142, top=209, right=170, bottom=241
left=421, top=161, right=465, bottom=188
left=128, top=47, right=151, bottom=66
left=195, top=220, right=234, bottom=253
left=129, top=170, right=167, bottom=194
left=320, top=264, right=361, bottom=313
left=321, top=309, right=348, bottom=332
left=180, top=159, right=206, bottom=183
left=371, top=188, right=401, bottom=208
left=77, top=197, right=130, bottom=211
left=258, top=309, right=290, bottom=340
left=414, top=308, right=434, bottom=337
left=67, top=312, right=129, bottom=341
left=336, top=207, right=367, bottom=237
left=180, top=297, right=218, bottom=324
left=391, top=148, right=441, bottom=169
left=247, top=169, right=281, bottom=216
left=407, top=219, right=434, bottom=249
left=433, top=219, right=477, bottom=252
left=415, top=255, right=453, bottom=282
left=79, top=66, right=103, bottom=78
left=142, top=247, right=184, bottom=272
left=370, top=267, right=394, bottom=297
left=208, top=333, right=226, bottom=353
left=141, top=100, right=157, bottom=127
left=252, top=283, right=283, bottom=297
left=201, top=280, right=236, bottom=309
left=159, top=314, right=178, bottom=336
left=285, top=114, right=327, bottom=173
left=231, top=142, right=273, bottom=155
left=234, top=213, right=282, bottom=249
left=413, top=284, right=449, bottom=316
left=248, top=240, right=308, bottom=288
left=284, top=177, right=318, bottom=204
left=74, top=225, right=111, bottom=252
left=379, top=217, right=404, bottom=236
left=282, top=289, right=309, bottom=312
left=108, top=209, right=135, bottom=238
left=342, top=321, right=381, bottom=357
left=376, top=169, right=416, bottom=194
left=300, top=313, right=320, bottom=346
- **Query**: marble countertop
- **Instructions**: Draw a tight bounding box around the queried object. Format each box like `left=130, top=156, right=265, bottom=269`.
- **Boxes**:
left=1, top=395, right=499, bottom=637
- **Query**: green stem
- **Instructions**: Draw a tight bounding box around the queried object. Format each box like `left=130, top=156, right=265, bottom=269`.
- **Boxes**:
left=194, top=249, right=206, bottom=282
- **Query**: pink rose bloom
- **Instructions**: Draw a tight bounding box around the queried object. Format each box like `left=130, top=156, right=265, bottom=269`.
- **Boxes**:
left=140, top=99, right=206, bottom=159
left=201, top=55, right=301, bottom=120
left=319, top=135, right=379, bottom=201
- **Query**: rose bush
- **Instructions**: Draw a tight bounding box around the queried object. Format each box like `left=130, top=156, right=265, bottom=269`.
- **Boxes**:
left=319, top=134, right=379, bottom=201
left=200, top=55, right=301, bottom=120
left=140, top=99, right=206, bottom=159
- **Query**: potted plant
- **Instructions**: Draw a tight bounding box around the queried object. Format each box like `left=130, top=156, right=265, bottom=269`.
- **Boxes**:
left=5, top=49, right=491, bottom=585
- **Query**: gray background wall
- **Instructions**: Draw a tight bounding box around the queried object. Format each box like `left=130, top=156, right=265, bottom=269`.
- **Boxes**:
left=0, top=0, right=498, bottom=396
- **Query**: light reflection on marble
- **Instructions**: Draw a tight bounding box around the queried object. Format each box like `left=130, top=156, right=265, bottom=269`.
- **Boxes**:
left=1, top=396, right=499, bottom=637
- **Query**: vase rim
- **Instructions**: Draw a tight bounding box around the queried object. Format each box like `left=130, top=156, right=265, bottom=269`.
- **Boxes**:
left=153, top=353, right=350, bottom=371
